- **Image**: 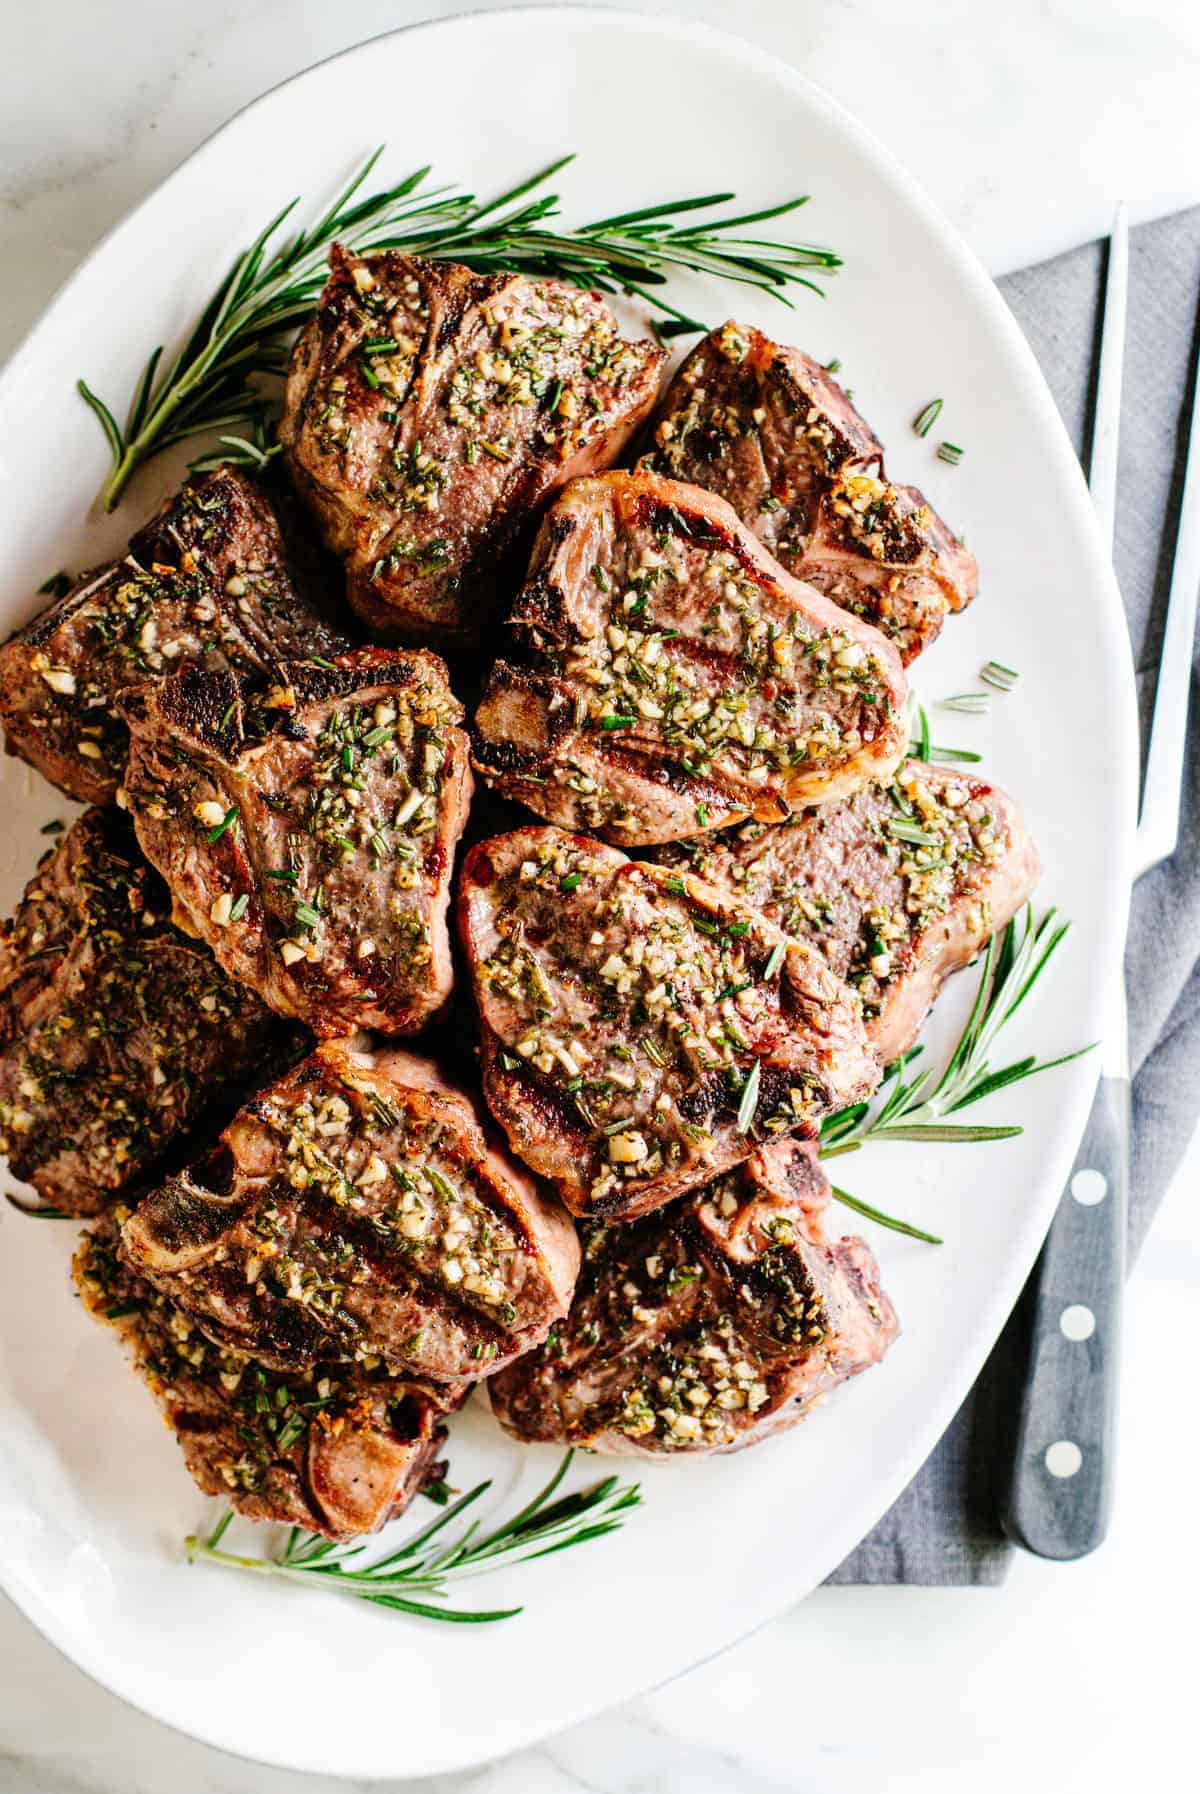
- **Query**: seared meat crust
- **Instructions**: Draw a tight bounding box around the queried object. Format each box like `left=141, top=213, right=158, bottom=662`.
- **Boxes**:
left=639, top=324, right=977, bottom=662
left=489, top=1139, right=898, bottom=1455
left=0, top=809, right=292, bottom=1215
left=119, top=648, right=472, bottom=1038
left=120, top=1041, right=580, bottom=1382
left=0, top=465, right=349, bottom=804
left=281, top=248, right=664, bottom=642
left=662, top=759, right=1040, bottom=1063
left=473, top=471, right=908, bottom=844
left=76, top=1219, right=461, bottom=1538
left=458, top=826, right=880, bottom=1222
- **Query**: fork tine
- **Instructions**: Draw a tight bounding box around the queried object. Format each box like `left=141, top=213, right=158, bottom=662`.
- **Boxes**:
left=1136, top=286, right=1200, bottom=877
left=1089, top=202, right=1128, bottom=555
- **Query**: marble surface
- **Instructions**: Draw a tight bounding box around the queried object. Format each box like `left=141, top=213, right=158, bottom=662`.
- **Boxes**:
left=2, top=4, right=1198, bottom=1790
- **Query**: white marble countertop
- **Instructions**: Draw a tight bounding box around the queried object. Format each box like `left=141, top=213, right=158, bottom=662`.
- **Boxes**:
left=2, top=5, right=1199, bottom=1790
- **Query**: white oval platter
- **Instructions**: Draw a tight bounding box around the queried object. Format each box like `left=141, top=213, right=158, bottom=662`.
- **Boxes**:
left=0, top=6, right=1136, bottom=1778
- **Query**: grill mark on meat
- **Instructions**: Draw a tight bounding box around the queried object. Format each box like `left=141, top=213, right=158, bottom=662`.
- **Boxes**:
left=488, top=1139, right=898, bottom=1455
left=639, top=323, right=977, bottom=663
left=118, top=647, right=472, bottom=1038
left=473, top=471, right=909, bottom=846
left=75, top=1219, right=462, bottom=1538
left=280, top=247, right=664, bottom=643
left=0, top=809, right=296, bottom=1215
left=660, top=758, right=1041, bottom=1062
left=120, top=1040, right=580, bottom=1383
left=0, top=465, right=349, bottom=804
left=458, top=825, right=880, bottom=1222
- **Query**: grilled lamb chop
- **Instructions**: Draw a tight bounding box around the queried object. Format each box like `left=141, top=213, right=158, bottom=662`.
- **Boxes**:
left=121, top=1041, right=581, bottom=1383
left=281, top=247, right=664, bottom=643
left=472, top=470, right=908, bottom=845
left=639, top=324, right=977, bottom=663
left=489, top=1138, right=898, bottom=1455
left=0, top=465, right=349, bottom=805
left=0, top=809, right=292, bottom=1216
left=458, top=826, right=880, bottom=1223
left=119, top=648, right=471, bottom=1038
left=661, top=759, right=1040, bottom=1063
left=76, top=1220, right=462, bottom=1538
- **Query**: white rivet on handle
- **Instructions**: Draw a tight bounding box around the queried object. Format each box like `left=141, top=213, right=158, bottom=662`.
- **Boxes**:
left=1071, top=1169, right=1108, bottom=1206
left=1060, top=1304, right=1096, bottom=1341
left=1045, top=1441, right=1083, bottom=1478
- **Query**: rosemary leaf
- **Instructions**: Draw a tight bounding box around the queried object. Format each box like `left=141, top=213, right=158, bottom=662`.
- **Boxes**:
left=888, top=817, right=942, bottom=848
left=912, top=397, right=943, bottom=438
left=5, top=1192, right=70, bottom=1219
left=981, top=659, right=1019, bottom=693
left=938, top=692, right=990, bottom=715
left=831, top=1185, right=943, bottom=1244
left=908, top=699, right=932, bottom=763
left=736, top=1059, right=761, bottom=1133
left=869, top=1123, right=1023, bottom=1144
left=762, top=941, right=787, bottom=981
left=928, top=743, right=983, bottom=764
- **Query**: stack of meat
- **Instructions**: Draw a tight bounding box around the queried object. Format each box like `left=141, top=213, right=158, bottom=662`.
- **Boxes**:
left=0, top=248, right=1037, bottom=1537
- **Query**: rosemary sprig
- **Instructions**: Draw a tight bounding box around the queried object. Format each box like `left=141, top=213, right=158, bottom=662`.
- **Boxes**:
left=184, top=1449, right=640, bottom=1624
left=821, top=907, right=1093, bottom=1240
left=79, top=150, right=840, bottom=510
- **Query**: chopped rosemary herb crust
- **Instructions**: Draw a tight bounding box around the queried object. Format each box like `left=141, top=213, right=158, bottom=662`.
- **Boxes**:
left=662, top=758, right=1040, bottom=1063
left=0, top=465, right=347, bottom=804
left=0, top=809, right=293, bottom=1216
left=474, top=470, right=909, bottom=845
left=459, top=826, right=880, bottom=1222
left=75, top=1219, right=459, bottom=1538
left=639, top=323, right=977, bottom=664
left=489, top=1139, right=898, bottom=1455
left=282, top=247, right=663, bottom=640
left=120, top=1040, right=580, bottom=1382
left=119, top=648, right=472, bottom=1038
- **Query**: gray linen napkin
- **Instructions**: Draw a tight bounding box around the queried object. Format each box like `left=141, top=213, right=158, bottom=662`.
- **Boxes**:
left=830, top=206, right=1200, bottom=1585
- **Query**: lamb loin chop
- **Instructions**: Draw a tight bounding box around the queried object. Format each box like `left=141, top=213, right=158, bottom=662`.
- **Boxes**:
left=121, top=1041, right=581, bottom=1384
left=639, top=324, right=977, bottom=663
left=661, top=758, right=1040, bottom=1063
left=119, top=648, right=471, bottom=1039
left=489, top=1138, right=898, bottom=1455
left=76, top=1219, right=462, bottom=1538
left=472, top=470, right=908, bottom=845
left=458, top=826, right=880, bottom=1223
left=0, top=809, right=291, bottom=1216
left=0, top=464, right=348, bottom=805
left=281, top=247, right=664, bottom=642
